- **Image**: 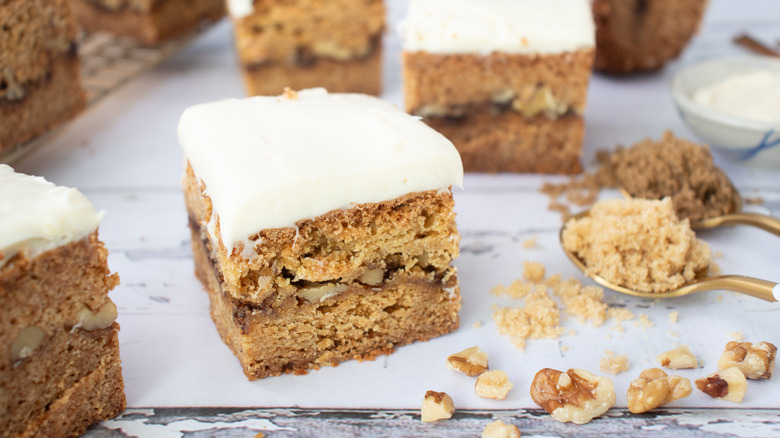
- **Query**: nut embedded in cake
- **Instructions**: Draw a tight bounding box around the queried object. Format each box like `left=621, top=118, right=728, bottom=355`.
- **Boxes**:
left=179, top=88, right=464, bottom=380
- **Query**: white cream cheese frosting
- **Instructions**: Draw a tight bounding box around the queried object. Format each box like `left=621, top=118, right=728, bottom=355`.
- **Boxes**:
left=226, top=0, right=254, bottom=19
left=399, top=0, right=595, bottom=55
left=178, top=88, right=464, bottom=256
left=0, top=165, right=103, bottom=265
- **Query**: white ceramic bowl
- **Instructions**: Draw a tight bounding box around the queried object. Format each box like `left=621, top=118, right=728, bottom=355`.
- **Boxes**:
left=670, top=55, right=780, bottom=168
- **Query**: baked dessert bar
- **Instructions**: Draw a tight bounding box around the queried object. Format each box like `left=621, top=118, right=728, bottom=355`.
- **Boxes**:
left=0, top=165, right=124, bottom=438
left=593, top=0, right=708, bottom=74
left=227, top=0, right=385, bottom=96
left=179, top=88, right=463, bottom=380
left=68, top=0, right=225, bottom=45
left=400, top=0, right=595, bottom=174
left=1, top=0, right=86, bottom=154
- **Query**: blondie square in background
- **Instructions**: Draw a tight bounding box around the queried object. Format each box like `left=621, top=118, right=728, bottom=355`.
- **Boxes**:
left=0, top=0, right=86, bottom=154
left=179, top=88, right=463, bottom=380
left=0, top=165, right=125, bottom=438
left=227, top=0, right=385, bottom=96
left=68, top=0, right=225, bottom=45
left=400, top=0, right=596, bottom=174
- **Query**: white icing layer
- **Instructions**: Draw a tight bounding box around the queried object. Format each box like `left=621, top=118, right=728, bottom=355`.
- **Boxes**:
left=400, top=0, right=595, bottom=55
left=178, top=88, right=464, bottom=256
left=0, top=165, right=103, bottom=265
left=226, top=0, right=254, bottom=19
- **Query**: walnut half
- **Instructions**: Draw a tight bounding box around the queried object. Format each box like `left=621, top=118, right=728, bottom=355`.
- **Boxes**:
left=695, top=367, right=747, bottom=403
left=446, top=346, right=489, bottom=377
left=717, top=341, right=776, bottom=380
left=627, top=368, right=692, bottom=414
left=530, top=368, right=615, bottom=424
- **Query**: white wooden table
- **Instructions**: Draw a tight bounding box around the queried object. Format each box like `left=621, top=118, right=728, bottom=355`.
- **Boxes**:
left=10, top=0, right=780, bottom=436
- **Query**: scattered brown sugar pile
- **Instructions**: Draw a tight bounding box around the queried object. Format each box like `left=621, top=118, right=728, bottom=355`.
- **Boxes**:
left=600, top=350, right=630, bottom=375
left=562, top=198, right=711, bottom=293
left=542, top=132, right=741, bottom=223
left=612, top=131, right=739, bottom=222
left=491, top=261, right=637, bottom=350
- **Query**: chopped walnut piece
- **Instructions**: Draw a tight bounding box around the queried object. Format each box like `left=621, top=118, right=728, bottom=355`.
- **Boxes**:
left=657, top=345, right=699, bottom=369
left=696, top=367, right=747, bottom=403
left=626, top=368, right=692, bottom=414
left=446, top=346, right=489, bottom=377
left=482, top=419, right=521, bottom=438
left=421, top=390, right=455, bottom=422
left=717, top=341, right=776, bottom=380
left=530, top=368, right=615, bottom=424
left=475, top=370, right=514, bottom=400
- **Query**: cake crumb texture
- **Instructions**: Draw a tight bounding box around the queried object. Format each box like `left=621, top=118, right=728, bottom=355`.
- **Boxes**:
left=1, top=234, right=125, bottom=438
left=1, top=0, right=85, bottom=151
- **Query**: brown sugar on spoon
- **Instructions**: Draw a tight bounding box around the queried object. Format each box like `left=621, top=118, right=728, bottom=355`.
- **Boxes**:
left=562, top=197, right=711, bottom=293
left=611, top=132, right=739, bottom=223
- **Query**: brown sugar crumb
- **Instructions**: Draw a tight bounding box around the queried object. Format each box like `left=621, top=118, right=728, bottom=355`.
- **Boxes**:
left=600, top=350, right=630, bottom=375
left=522, top=261, right=546, bottom=283
left=744, top=196, right=764, bottom=205
left=669, top=331, right=681, bottom=338
left=562, top=198, right=711, bottom=293
left=636, top=314, right=654, bottom=331
left=612, top=132, right=739, bottom=223
left=493, top=288, right=564, bottom=351
left=714, top=250, right=724, bottom=259
left=522, top=235, right=538, bottom=249
left=669, top=311, right=679, bottom=324
left=607, top=307, right=635, bottom=323
left=552, top=278, right=608, bottom=327
left=473, top=321, right=483, bottom=329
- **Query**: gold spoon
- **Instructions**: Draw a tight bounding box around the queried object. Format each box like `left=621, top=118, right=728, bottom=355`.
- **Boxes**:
left=560, top=211, right=779, bottom=302
left=616, top=180, right=780, bottom=237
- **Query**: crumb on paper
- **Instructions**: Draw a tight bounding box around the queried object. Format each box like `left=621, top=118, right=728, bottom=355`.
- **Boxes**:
left=612, top=324, right=625, bottom=333
left=254, top=433, right=264, bottom=438
left=635, top=314, right=654, bottom=331
left=553, top=278, right=608, bottom=327
left=669, top=311, right=679, bottom=324
left=669, top=331, right=680, bottom=338
left=607, top=307, right=635, bottom=323
left=473, top=321, right=482, bottom=329
left=714, top=250, right=724, bottom=259
left=717, top=295, right=724, bottom=303
left=728, top=331, right=744, bottom=341
left=493, top=288, right=564, bottom=352
left=600, top=350, right=630, bottom=375
left=560, top=345, right=571, bottom=353
left=522, top=235, right=538, bottom=249
left=604, top=333, right=611, bottom=340
left=522, top=261, right=546, bottom=282
left=744, top=196, right=764, bottom=205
